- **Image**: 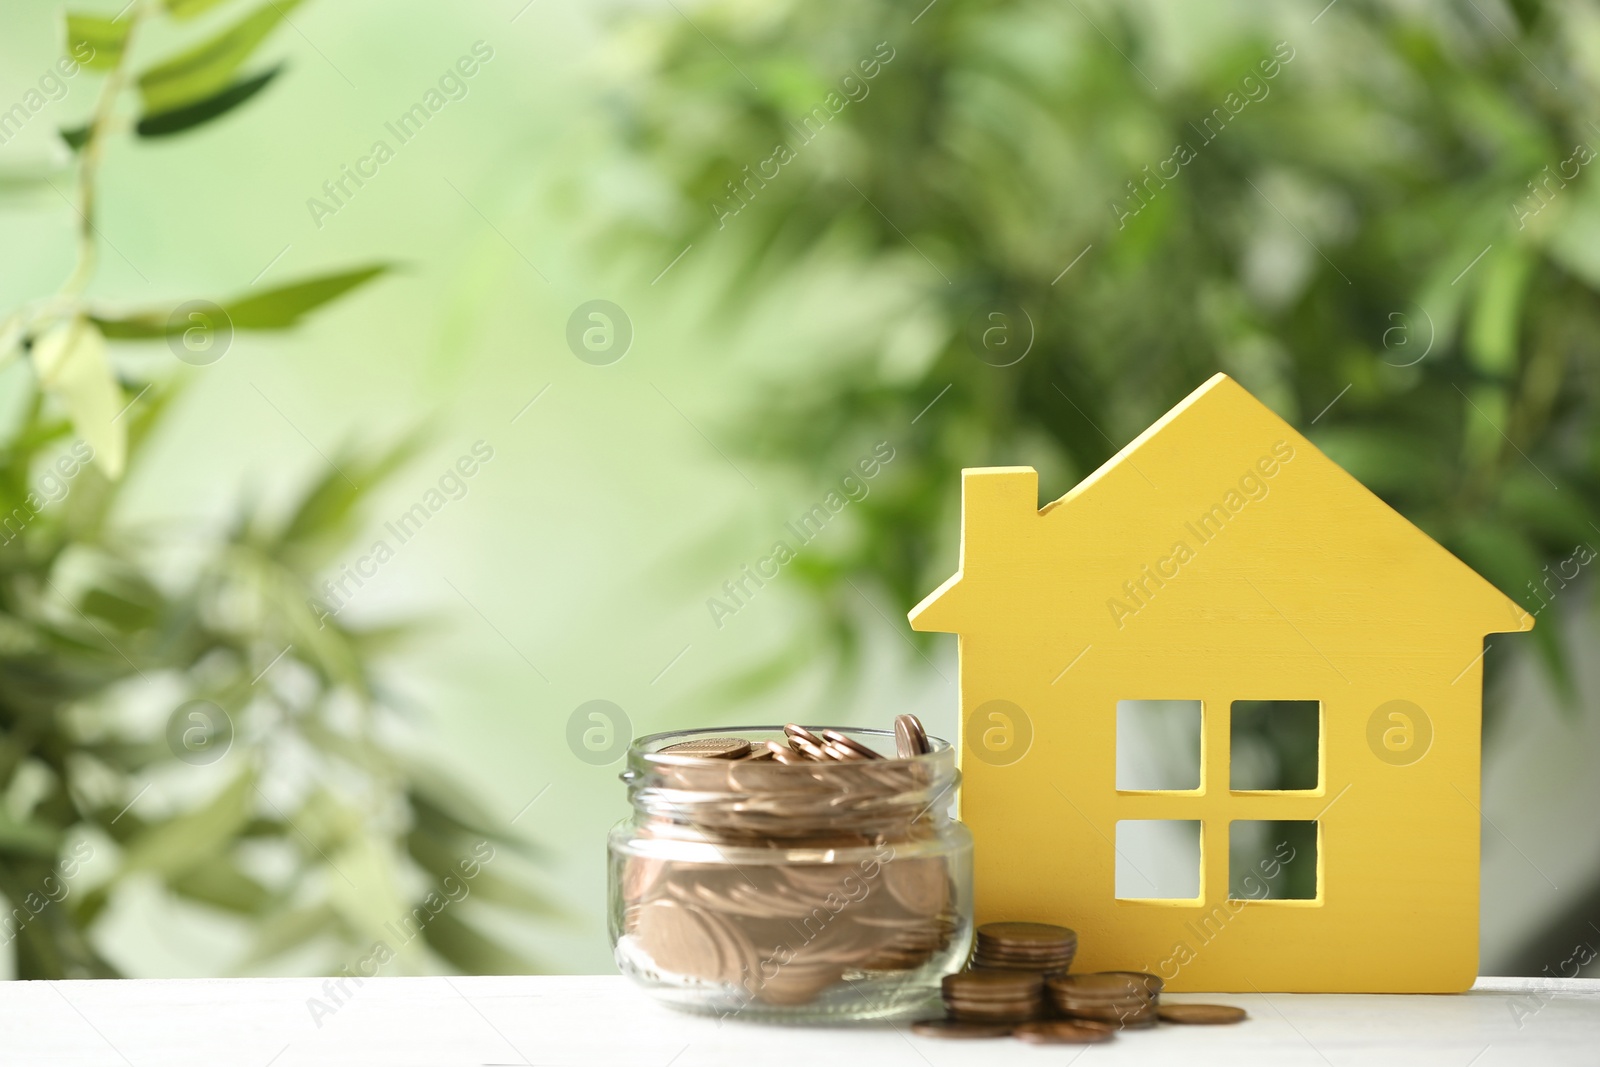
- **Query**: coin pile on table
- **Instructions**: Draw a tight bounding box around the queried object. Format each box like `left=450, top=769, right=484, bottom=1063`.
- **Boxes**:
left=619, top=715, right=964, bottom=1010
left=1047, top=972, right=1161, bottom=1027
left=971, top=921, right=1077, bottom=973
left=911, top=919, right=1248, bottom=1044
left=941, top=972, right=1045, bottom=1023
left=1158, top=1003, right=1249, bottom=1024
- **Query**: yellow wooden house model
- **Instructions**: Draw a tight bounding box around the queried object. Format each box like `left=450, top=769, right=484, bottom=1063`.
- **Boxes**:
left=910, top=373, right=1533, bottom=992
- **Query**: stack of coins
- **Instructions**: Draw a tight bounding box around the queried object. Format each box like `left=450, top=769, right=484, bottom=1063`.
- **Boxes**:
left=617, top=715, right=962, bottom=1011
left=940, top=972, right=1046, bottom=1023
left=1046, top=972, right=1162, bottom=1028
left=916, top=913, right=1246, bottom=1047
left=972, top=922, right=1077, bottom=974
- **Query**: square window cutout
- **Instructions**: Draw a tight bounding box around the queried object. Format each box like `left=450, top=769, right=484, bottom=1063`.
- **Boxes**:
left=1115, top=820, right=1201, bottom=900
left=1229, top=820, right=1318, bottom=900
left=1230, top=700, right=1320, bottom=791
left=1116, top=700, right=1201, bottom=791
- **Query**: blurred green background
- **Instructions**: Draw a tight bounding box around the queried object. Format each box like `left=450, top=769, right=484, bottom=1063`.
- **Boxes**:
left=2, top=0, right=1598, bottom=981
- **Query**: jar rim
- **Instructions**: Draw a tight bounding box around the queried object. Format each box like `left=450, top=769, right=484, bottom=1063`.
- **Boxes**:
left=621, top=725, right=959, bottom=836
left=628, top=725, right=953, bottom=769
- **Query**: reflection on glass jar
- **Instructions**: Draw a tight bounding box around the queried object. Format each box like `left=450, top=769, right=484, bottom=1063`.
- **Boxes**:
left=608, top=726, right=974, bottom=1021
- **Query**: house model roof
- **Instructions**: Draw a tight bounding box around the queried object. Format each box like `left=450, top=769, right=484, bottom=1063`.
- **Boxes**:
left=909, top=373, right=1532, bottom=669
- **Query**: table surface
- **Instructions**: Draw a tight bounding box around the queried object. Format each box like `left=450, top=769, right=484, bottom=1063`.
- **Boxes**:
left=6, top=975, right=1597, bottom=1066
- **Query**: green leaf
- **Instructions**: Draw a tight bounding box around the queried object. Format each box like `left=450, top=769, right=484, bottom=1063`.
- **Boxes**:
left=0, top=815, right=62, bottom=857
left=460, top=870, right=560, bottom=917
left=91, top=263, right=390, bottom=339
left=136, top=65, right=283, bottom=138
left=168, top=861, right=273, bottom=913
left=406, top=770, right=519, bottom=849
left=58, top=125, right=91, bottom=151
left=166, top=0, right=235, bottom=18
left=0, top=312, right=22, bottom=365
left=238, top=903, right=338, bottom=969
left=1466, top=246, right=1532, bottom=376
left=29, top=317, right=125, bottom=479
left=65, top=13, right=127, bottom=72
left=136, top=0, right=302, bottom=114
left=420, top=909, right=536, bottom=975
left=0, top=165, right=75, bottom=195
left=80, top=581, right=164, bottom=632
left=224, top=264, right=389, bottom=329
left=276, top=437, right=421, bottom=549
left=119, top=769, right=256, bottom=878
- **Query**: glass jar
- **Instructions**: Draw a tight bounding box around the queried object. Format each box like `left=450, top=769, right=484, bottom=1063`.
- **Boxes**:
left=608, top=726, right=973, bottom=1022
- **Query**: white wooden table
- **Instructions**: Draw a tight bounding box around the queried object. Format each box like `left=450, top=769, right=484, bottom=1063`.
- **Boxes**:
left=6, top=976, right=1597, bottom=1066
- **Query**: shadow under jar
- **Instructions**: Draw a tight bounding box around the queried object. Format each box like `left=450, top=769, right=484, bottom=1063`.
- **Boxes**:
left=609, top=727, right=974, bottom=1022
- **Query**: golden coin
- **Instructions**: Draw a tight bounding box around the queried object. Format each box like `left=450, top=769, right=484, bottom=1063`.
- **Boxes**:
left=910, top=1019, right=1014, bottom=1039
left=977, top=921, right=1078, bottom=948
left=754, top=962, right=842, bottom=1005
left=787, top=733, right=829, bottom=761
left=972, top=959, right=1072, bottom=974
left=894, top=714, right=930, bottom=758
left=883, top=857, right=949, bottom=916
left=763, top=740, right=806, bottom=764
left=1056, top=1002, right=1159, bottom=1027
left=1046, top=972, right=1153, bottom=1000
left=821, top=729, right=883, bottom=760
left=1158, top=1003, right=1248, bottom=1025
left=635, top=899, right=722, bottom=981
left=659, top=736, right=752, bottom=759
left=942, top=971, right=1045, bottom=1000
left=783, top=723, right=827, bottom=747
left=1013, top=1020, right=1117, bottom=1044
left=1095, top=970, right=1164, bottom=994
left=946, top=1003, right=1044, bottom=1021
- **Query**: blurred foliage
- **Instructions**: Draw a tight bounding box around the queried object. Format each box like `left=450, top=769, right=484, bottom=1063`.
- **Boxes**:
left=592, top=0, right=1600, bottom=958
left=596, top=0, right=1600, bottom=712
left=0, top=0, right=550, bottom=978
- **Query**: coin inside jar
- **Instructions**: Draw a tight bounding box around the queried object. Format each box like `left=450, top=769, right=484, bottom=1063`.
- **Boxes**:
left=785, top=730, right=829, bottom=761
left=783, top=723, right=827, bottom=747
left=762, top=740, right=806, bottom=764
left=894, top=713, right=930, bottom=758
left=658, top=737, right=752, bottom=760
left=821, top=729, right=883, bottom=760
left=614, top=717, right=961, bottom=1018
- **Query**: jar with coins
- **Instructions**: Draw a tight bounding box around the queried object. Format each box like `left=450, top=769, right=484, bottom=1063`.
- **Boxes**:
left=608, top=720, right=974, bottom=1021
